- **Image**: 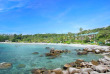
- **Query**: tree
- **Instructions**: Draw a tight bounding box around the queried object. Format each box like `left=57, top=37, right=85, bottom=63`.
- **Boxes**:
left=79, top=27, right=83, bottom=32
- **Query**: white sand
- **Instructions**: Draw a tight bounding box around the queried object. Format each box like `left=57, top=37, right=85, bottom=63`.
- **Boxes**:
left=0, top=42, right=109, bottom=49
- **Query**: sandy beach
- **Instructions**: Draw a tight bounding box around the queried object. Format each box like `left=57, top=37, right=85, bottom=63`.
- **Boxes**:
left=0, top=42, right=109, bottom=49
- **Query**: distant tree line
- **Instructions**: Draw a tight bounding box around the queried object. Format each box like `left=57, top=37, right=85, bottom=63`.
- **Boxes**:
left=0, top=26, right=110, bottom=44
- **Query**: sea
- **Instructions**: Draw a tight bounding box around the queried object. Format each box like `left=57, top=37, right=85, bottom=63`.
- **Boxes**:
left=0, top=43, right=102, bottom=74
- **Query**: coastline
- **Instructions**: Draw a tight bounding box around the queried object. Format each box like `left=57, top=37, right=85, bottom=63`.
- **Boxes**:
left=0, top=42, right=109, bottom=49
left=0, top=42, right=110, bottom=74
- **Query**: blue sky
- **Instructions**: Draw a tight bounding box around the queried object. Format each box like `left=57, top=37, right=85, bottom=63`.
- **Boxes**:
left=0, top=0, right=110, bottom=34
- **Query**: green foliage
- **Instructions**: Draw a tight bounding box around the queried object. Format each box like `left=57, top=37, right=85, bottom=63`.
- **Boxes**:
left=0, top=26, right=110, bottom=45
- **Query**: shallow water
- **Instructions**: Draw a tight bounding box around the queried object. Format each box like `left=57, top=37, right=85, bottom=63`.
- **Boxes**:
left=0, top=43, right=102, bottom=74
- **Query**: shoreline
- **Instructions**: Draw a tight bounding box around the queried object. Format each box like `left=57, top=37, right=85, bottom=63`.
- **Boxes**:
left=0, top=42, right=109, bottom=49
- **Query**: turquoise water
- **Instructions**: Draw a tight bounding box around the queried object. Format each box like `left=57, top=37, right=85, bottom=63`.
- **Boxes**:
left=0, top=43, right=102, bottom=74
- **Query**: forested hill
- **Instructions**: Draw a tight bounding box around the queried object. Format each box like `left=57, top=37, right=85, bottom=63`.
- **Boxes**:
left=0, top=26, right=110, bottom=44
left=79, top=26, right=110, bottom=34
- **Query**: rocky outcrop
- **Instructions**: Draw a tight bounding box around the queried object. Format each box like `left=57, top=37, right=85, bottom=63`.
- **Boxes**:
left=77, top=51, right=88, bottom=55
left=91, top=65, right=109, bottom=73
left=0, top=62, right=12, bottom=69
left=31, top=47, right=110, bottom=74
left=45, top=49, right=70, bottom=59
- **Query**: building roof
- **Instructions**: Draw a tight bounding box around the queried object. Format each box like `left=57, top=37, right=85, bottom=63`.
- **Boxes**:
left=75, top=32, right=99, bottom=36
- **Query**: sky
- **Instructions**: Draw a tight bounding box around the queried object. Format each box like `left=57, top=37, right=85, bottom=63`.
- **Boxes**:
left=0, top=0, right=110, bottom=34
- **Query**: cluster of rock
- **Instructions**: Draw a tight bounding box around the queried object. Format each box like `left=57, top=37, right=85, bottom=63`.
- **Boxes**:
left=0, top=62, right=12, bottom=69
left=77, top=47, right=110, bottom=55
left=45, top=49, right=70, bottom=59
left=31, top=56, right=110, bottom=74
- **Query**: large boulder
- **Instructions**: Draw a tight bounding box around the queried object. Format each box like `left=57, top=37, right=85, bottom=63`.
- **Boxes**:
left=80, top=68, right=93, bottom=74
left=91, top=65, right=109, bottom=73
left=95, top=50, right=100, bottom=54
left=52, top=68, right=63, bottom=74
left=80, top=62, right=93, bottom=68
left=0, top=62, right=12, bottom=69
left=62, top=70, right=69, bottom=74
left=90, top=71, right=99, bottom=74
left=68, top=67, right=80, bottom=74
left=91, top=60, right=99, bottom=66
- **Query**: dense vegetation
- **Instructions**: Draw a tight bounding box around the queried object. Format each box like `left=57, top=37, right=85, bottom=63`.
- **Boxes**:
left=0, top=26, right=110, bottom=45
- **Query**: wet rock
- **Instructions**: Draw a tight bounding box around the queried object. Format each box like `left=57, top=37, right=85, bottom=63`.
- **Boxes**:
left=64, top=64, right=71, bottom=68
left=17, top=64, right=26, bottom=68
left=45, top=53, right=58, bottom=56
left=91, top=60, right=99, bottom=66
left=31, top=68, right=48, bottom=74
left=32, top=52, right=39, bottom=54
left=75, top=59, right=84, bottom=64
left=45, top=47, right=50, bottom=49
left=77, top=51, right=88, bottom=55
left=47, top=56, right=57, bottom=59
left=0, top=62, right=12, bottom=69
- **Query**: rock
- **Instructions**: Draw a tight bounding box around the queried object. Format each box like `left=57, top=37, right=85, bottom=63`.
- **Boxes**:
left=31, top=69, right=41, bottom=74
left=42, top=70, right=52, bottom=74
left=95, top=50, right=100, bottom=54
left=80, top=68, right=93, bottom=74
left=77, top=51, right=88, bottom=55
left=83, top=48, right=88, bottom=51
left=45, top=53, right=58, bottom=56
left=87, top=48, right=93, bottom=52
left=0, top=62, right=12, bottom=69
left=75, top=59, right=84, bottom=67
left=91, top=60, right=99, bottom=66
left=45, top=47, right=50, bottom=49
left=75, top=59, right=84, bottom=64
left=90, top=71, right=99, bottom=74
left=17, top=64, right=26, bottom=68
left=64, top=64, right=71, bottom=68
left=62, top=70, right=69, bottom=74
left=47, top=56, right=57, bottom=59
left=52, top=68, right=63, bottom=74
left=31, top=68, right=48, bottom=74
left=69, top=62, right=76, bottom=67
left=32, top=52, right=39, bottom=54
left=68, top=67, right=80, bottom=74
left=91, top=65, right=109, bottom=73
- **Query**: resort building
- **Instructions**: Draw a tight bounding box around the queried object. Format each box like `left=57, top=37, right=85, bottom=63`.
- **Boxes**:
left=75, top=32, right=99, bottom=42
